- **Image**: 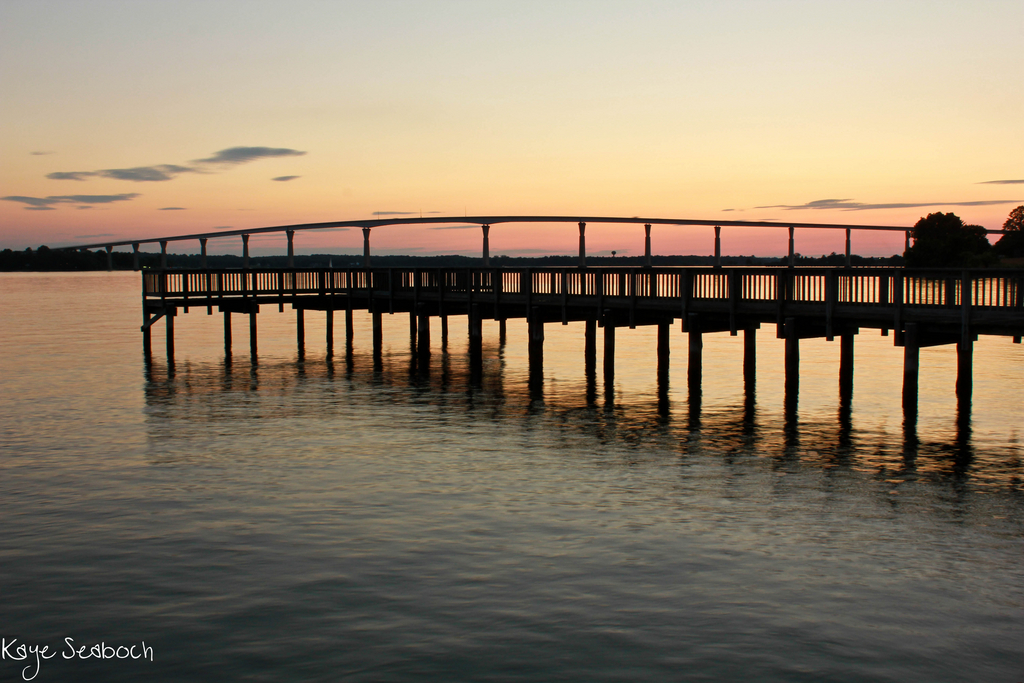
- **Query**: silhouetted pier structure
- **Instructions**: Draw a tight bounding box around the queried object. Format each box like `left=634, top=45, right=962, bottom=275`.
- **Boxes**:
left=60, top=215, right=1019, bottom=420
left=140, top=264, right=1024, bottom=419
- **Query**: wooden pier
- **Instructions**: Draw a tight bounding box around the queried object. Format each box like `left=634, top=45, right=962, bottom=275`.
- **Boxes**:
left=141, top=265, right=1024, bottom=420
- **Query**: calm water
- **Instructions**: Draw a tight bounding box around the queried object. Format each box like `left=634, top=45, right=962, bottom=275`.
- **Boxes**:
left=1, top=271, right=1022, bottom=682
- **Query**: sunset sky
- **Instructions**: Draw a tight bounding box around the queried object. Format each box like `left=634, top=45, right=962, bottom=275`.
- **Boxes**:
left=2, top=1, right=1021, bottom=258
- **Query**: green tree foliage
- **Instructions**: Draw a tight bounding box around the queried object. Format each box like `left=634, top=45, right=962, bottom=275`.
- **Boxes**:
left=904, top=212, right=991, bottom=267
left=993, top=205, right=1024, bottom=259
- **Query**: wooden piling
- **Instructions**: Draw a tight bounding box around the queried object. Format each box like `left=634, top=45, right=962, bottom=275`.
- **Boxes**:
left=785, top=317, right=799, bottom=398
left=441, top=315, right=449, bottom=349
left=418, top=303, right=431, bottom=362
left=165, top=308, right=175, bottom=360
left=657, top=322, right=670, bottom=383
left=839, top=332, right=854, bottom=402
left=529, top=309, right=544, bottom=385
left=249, top=306, right=258, bottom=359
left=223, top=311, right=232, bottom=357
left=296, top=308, right=305, bottom=355
left=956, top=337, right=973, bottom=405
left=743, top=327, right=756, bottom=386
left=372, top=309, right=383, bottom=359
left=687, top=313, right=702, bottom=393
left=345, top=308, right=354, bottom=349
left=903, top=322, right=919, bottom=419
left=499, top=318, right=507, bottom=346
left=326, top=309, right=334, bottom=352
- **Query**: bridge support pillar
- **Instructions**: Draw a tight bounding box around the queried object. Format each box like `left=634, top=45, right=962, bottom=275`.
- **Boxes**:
left=657, top=322, right=670, bottom=384
left=242, top=234, right=250, bottom=269
left=603, top=317, right=615, bottom=403
left=644, top=224, right=652, bottom=267
left=902, top=322, right=919, bottom=421
left=481, top=224, right=490, bottom=266
left=956, top=337, right=973, bottom=406
left=160, top=240, right=168, bottom=270
left=578, top=222, right=586, bottom=268
left=223, top=311, right=232, bottom=357
left=687, top=314, right=702, bottom=395
left=788, top=227, right=795, bottom=267
left=845, top=228, right=852, bottom=268
left=249, top=306, right=258, bottom=360
left=418, top=304, right=431, bottom=363
left=839, top=332, right=854, bottom=404
left=362, top=227, right=371, bottom=269
left=165, top=307, right=175, bottom=361
left=296, top=308, right=305, bottom=357
left=714, top=226, right=721, bottom=268
left=200, top=238, right=208, bottom=269
left=105, top=245, right=113, bottom=272
left=286, top=230, right=295, bottom=268
left=132, top=243, right=141, bottom=271
left=326, top=310, right=334, bottom=353
left=785, top=317, right=799, bottom=405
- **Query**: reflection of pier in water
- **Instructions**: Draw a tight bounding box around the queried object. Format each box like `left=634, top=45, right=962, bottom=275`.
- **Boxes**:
left=142, top=321, right=1016, bottom=497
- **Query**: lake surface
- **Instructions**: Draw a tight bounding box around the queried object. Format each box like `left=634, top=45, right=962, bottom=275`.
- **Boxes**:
left=1, top=271, right=1022, bottom=682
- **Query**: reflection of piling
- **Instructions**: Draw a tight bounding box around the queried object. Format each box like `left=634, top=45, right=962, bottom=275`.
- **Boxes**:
left=417, top=303, right=431, bottom=365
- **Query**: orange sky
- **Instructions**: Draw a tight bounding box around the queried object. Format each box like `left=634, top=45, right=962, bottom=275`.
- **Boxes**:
left=2, top=1, right=1021, bottom=257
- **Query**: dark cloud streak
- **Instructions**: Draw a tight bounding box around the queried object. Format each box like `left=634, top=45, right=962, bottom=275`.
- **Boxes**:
left=45, top=147, right=306, bottom=183
left=978, top=179, right=1024, bottom=185
left=194, top=147, right=305, bottom=165
left=1, top=193, right=141, bottom=209
left=272, top=175, right=300, bottom=182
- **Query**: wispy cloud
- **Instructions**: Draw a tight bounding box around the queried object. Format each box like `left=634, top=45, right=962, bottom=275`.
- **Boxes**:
left=756, top=198, right=1022, bottom=211
left=194, top=147, right=305, bottom=165
left=978, top=179, right=1024, bottom=185
left=272, top=175, right=300, bottom=182
left=30, top=151, right=53, bottom=156
left=1, top=193, right=141, bottom=210
left=159, top=207, right=186, bottom=210
left=45, top=147, right=306, bottom=183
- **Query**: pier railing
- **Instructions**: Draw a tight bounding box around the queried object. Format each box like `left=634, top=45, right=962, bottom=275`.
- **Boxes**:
left=144, top=266, right=1024, bottom=313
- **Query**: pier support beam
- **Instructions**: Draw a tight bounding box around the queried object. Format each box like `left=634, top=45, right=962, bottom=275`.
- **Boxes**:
left=603, top=317, right=615, bottom=401
left=418, top=304, right=431, bottom=363
left=326, top=310, right=334, bottom=353
left=785, top=317, right=799, bottom=402
left=132, top=243, right=141, bottom=272
left=249, top=306, right=258, bottom=359
left=296, top=308, right=305, bottom=356
left=345, top=308, right=354, bottom=351
left=687, top=314, right=702, bottom=394
left=287, top=230, right=295, bottom=268
left=578, top=222, right=586, bottom=268
left=165, top=307, right=175, bottom=361
left=372, top=309, right=383, bottom=363
left=902, top=322, right=919, bottom=420
left=224, top=311, right=232, bottom=357
left=743, top=327, right=756, bottom=386
left=956, top=337, right=973, bottom=405
left=584, top=319, right=597, bottom=375
left=142, top=316, right=152, bottom=359
left=657, top=322, right=670, bottom=384
left=839, top=332, right=854, bottom=403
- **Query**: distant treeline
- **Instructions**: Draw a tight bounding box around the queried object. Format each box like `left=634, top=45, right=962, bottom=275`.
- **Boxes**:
left=2, top=246, right=912, bottom=271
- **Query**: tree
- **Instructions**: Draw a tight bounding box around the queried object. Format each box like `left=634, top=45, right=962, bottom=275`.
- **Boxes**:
left=993, top=205, right=1024, bottom=259
left=904, top=212, right=991, bottom=267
